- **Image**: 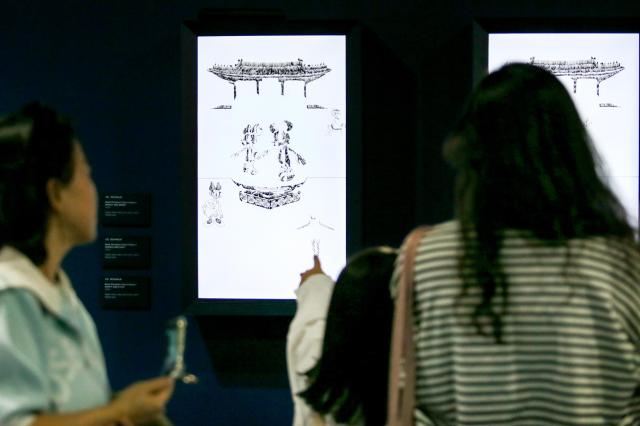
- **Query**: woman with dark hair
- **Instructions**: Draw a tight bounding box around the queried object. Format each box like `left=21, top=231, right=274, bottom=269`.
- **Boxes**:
left=287, top=247, right=397, bottom=425
left=401, top=63, right=640, bottom=424
left=0, top=103, right=173, bottom=426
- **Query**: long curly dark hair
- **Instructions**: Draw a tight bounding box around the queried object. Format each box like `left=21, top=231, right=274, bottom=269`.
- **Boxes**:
left=0, top=103, right=76, bottom=265
left=444, top=63, right=636, bottom=342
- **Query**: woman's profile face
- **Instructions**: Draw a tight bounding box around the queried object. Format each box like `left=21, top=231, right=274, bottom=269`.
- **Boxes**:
left=55, top=142, right=98, bottom=245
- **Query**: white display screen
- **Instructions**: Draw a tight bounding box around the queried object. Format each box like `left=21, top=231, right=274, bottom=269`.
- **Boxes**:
left=489, top=33, right=639, bottom=230
left=197, top=35, right=347, bottom=300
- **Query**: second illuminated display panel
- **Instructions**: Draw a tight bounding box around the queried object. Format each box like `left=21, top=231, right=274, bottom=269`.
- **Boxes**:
left=489, top=33, right=639, bottom=229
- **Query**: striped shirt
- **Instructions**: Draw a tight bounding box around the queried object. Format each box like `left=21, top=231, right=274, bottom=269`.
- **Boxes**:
left=398, top=221, right=640, bottom=426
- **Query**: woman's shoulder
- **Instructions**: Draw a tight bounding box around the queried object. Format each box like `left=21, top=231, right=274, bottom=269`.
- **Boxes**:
left=0, top=286, right=46, bottom=331
left=415, top=220, right=462, bottom=248
left=0, top=246, right=37, bottom=287
left=428, top=220, right=460, bottom=234
left=0, top=246, right=70, bottom=317
left=574, top=235, right=640, bottom=279
left=0, top=248, right=42, bottom=310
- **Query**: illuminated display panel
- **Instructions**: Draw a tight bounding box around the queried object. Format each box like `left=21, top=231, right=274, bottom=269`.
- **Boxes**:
left=196, top=35, right=347, bottom=300
left=489, top=33, right=639, bottom=229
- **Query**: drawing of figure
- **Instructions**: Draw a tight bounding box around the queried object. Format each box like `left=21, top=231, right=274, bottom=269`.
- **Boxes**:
left=270, top=120, right=306, bottom=182
left=202, top=181, right=223, bottom=226
left=297, top=215, right=335, bottom=256
left=329, top=109, right=344, bottom=132
left=233, top=124, right=265, bottom=175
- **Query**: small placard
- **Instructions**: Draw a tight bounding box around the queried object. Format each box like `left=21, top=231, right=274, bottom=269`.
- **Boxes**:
left=101, top=193, right=151, bottom=227
left=102, top=236, right=151, bottom=269
left=101, top=276, right=150, bottom=309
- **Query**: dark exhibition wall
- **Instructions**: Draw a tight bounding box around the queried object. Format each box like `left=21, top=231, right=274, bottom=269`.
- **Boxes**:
left=1, top=1, right=639, bottom=425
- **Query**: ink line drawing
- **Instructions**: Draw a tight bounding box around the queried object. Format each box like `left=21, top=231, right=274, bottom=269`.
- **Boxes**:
left=530, top=57, right=624, bottom=96
left=233, top=180, right=305, bottom=209
left=297, top=215, right=335, bottom=256
left=230, top=120, right=307, bottom=209
left=327, top=108, right=344, bottom=134
left=232, top=124, right=267, bottom=175
left=329, top=109, right=344, bottom=131
left=208, top=59, right=331, bottom=99
left=270, top=120, right=306, bottom=182
left=202, top=181, right=223, bottom=226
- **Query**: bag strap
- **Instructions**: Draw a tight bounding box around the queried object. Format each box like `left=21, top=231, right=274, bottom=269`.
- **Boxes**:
left=387, top=226, right=431, bottom=426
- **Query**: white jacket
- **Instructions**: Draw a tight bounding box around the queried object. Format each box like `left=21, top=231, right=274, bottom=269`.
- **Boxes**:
left=286, top=274, right=335, bottom=426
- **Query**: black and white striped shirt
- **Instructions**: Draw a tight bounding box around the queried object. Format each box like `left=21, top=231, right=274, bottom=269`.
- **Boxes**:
left=400, top=221, right=640, bottom=425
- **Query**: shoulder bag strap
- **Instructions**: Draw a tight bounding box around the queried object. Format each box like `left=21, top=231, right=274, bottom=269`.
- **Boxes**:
left=387, top=226, right=431, bottom=426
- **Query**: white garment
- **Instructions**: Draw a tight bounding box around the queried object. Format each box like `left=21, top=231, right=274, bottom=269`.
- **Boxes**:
left=286, top=274, right=335, bottom=426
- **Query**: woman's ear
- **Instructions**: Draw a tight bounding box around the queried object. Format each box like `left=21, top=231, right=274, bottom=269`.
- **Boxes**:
left=46, top=178, right=64, bottom=213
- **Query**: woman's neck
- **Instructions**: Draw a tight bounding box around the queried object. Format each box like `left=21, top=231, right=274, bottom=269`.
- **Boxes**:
left=39, top=256, right=63, bottom=283
left=39, top=221, right=71, bottom=283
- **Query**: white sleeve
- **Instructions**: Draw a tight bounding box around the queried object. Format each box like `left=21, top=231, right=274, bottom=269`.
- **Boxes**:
left=286, top=274, right=335, bottom=426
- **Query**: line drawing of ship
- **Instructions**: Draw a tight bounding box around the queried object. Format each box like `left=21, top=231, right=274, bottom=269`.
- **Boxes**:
left=530, top=57, right=624, bottom=96
left=208, top=59, right=331, bottom=99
